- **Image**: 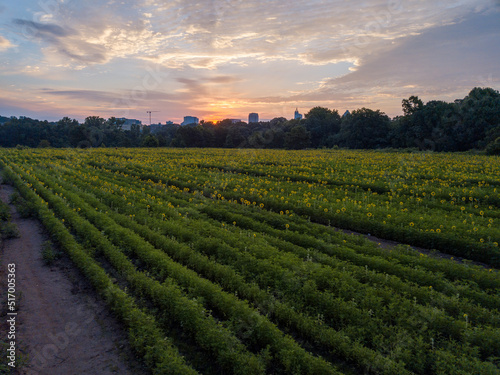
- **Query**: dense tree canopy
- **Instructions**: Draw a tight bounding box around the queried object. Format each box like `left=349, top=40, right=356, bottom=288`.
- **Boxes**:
left=401, top=96, right=424, bottom=116
left=391, top=88, right=500, bottom=152
left=1, top=87, right=499, bottom=153
left=304, top=107, right=341, bottom=147
left=336, top=108, right=390, bottom=149
left=285, top=125, right=311, bottom=149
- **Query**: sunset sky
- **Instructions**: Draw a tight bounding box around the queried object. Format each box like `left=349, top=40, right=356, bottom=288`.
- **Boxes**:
left=0, top=0, right=499, bottom=124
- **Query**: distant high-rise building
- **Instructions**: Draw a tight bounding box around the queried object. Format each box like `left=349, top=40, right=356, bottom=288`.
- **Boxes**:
left=294, top=108, right=303, bottom=120
left=230, top=119, right=242, bottom=124
left=248, top=113, right=259, bottom=123
left=181, top=116, right=199, bottom=126
left=342, top=110, right=351, bottom=117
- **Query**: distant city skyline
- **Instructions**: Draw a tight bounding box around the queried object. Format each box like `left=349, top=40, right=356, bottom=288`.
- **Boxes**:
left=0, top=1, right=499, bottom=123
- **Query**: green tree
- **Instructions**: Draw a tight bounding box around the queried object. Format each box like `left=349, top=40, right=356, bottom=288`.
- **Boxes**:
left=304, top=107, right=341, bottom=147
left=54, top=117, right=79, bottom=147
left=141, top=135, right=159, bottom=147
left=284, top=125, right=311, bottom=149
left=453, top=87, right=500, bottom=150
left=84, top=116, right=106, bottom=128
left=38, top=139, right=51, bottom=148
left=269, top=117, right=288, bottom=127
left=173, top=126, right=207, bottom=147
left=57, top=116, right=79, bottom=128
left=337, top=108, right=390, bottom=149
left=485, top=137, right=500, bottom=155
left=106, top=117, right=125, bottom=130
left=224, top=126, right=248, bottom=148
left=402, top=96, right=424, bottom=116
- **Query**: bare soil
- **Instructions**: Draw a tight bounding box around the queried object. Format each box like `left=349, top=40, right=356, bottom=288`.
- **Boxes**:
left=0, top=181, right=148, bottom=375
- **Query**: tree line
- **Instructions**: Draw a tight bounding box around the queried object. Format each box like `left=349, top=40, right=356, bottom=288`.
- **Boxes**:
left=1, top=87, right=499, bottom=154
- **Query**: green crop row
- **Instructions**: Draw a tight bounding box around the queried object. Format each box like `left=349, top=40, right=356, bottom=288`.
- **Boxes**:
left=83, top=154, right=500, bottom=265
left=6, top=163, right=270, bottom=375
left=37, top=159, right=500, bottom=374
left=77, top=162, right=500, bottom=312
left=1, top=148, right=499, bottom=375
left=0, top=161, right=199, bottom=375
left=74, top=159, right=500, bottom=293
left=51, top=161, right=500, bottom=328
left=41, top=163, right=409, bottom=375
left=15, top=164, right=343, bottom=375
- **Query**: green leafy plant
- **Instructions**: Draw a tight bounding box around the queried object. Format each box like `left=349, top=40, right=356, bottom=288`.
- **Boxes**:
left=0, top=201, right=10, bottom=221
left=0, top=222, right=19, bottom=239
left=41, top=240, right=61, bottom=265
left=1, top=148, right=499, bottom=375
left=9, top=192, right=36, bottom=218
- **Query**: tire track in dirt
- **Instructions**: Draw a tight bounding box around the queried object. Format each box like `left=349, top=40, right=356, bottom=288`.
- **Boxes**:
left=0, top=181, right=148, bottom=375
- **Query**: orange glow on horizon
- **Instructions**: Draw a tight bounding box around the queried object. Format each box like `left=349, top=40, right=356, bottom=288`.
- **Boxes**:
left=204, top=117, right=221, bottom=124
left=203, top=110, right=238, bottom=124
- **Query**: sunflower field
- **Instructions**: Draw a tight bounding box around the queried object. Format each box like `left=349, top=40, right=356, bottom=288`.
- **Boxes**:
left=0, top=147, right=499, bottom=375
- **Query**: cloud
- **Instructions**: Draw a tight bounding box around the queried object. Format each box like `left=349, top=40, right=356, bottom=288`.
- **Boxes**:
left=12, top=19, right=107, bottom=64
left=141, top=0, right=491, bottom=70
left=1, top=0, right=499, bottom=121
left=40, top=89, right=117, bottom=102
left=39, top=87, right=189, bottom=104
left=325, top=11, right=500, bottom=97
left=206, top=75, right=242, bottom=84
left=175, top=77, right=209, bottom=97
left=0, top=35, right=13, bottom=50
left=13, top=19, right=75, bottom=37
left=241, top=8, right=500, bottom=117
left=10, top=2, right=171, bottom=66
left=10, top=0, right=490, bottom=71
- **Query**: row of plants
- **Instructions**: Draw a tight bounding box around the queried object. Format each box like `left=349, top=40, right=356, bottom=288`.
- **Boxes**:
left=1, top=148, right=499, bottom=374
left=5, top=162, right=273, bottom=375
left=78, top=149, right=499, bottom=265
left=0, top=186, right=19, bottom=240
left=29, top=156, right=500, bottom=374
left=39, top=161, right=410, bottom=375
left=14, top=148, right=496, bottom=302
left=8, top=162, right=344, bottom=375
left=0, top=161, right=199, bottom=375
left=71, top=164, right=500, bottom=326
left=79, top=158, right=500, bottom=296
left=106, top=165, right=498, bottom=292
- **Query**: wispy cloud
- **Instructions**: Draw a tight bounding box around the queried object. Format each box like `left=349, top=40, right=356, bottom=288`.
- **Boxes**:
left=315, top=10, right=500, bottom=109
left=0, top=0, right=498, bottom=121
left=12, top=19, right=107, bottom=64
left=39, top=88, right=117, bottom=102
left=0, top=35, right=13, bottom=50
left=13, top=19, right=75, bottom=37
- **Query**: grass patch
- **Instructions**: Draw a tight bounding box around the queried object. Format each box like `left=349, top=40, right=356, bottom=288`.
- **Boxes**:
left=41, top=240, right=61, bottom=265
left=0, top=222, right=19, bottom=240
left=9, top=192, right=36, bottom=219
left=0, top=203, right=10, bottom=221
left=0, top=194, right=18, bottom=239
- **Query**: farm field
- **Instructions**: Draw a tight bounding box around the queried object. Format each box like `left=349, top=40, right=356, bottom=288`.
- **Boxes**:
left=0, top=147, right=499, bottom=375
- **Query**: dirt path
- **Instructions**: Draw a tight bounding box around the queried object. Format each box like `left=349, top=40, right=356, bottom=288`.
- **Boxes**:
left=0, top=182, right=148, bottom=375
